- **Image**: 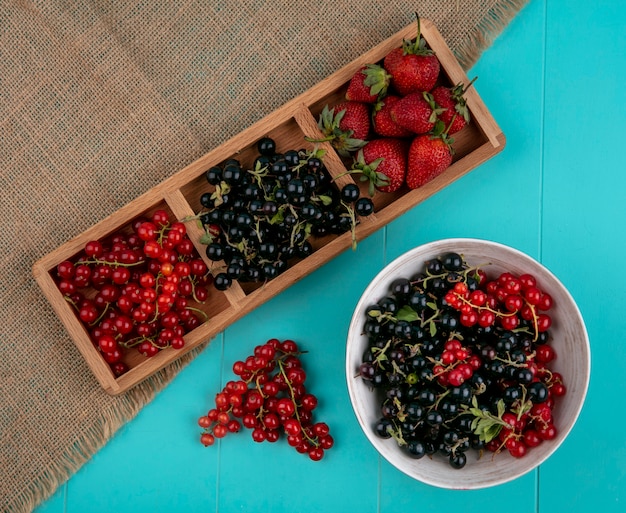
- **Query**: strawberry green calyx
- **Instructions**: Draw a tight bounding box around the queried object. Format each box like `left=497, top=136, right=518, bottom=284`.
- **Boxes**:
left=431, top=116, right=456, bottom=156
left=361, top=64, right=391, bottom=98
left=423, top=91, right=447, bottom=124
left=349, top=149, right=391, bottom=196
left=306, top=104, right=367, bottom=156
left=402, top=13, right=434, bottom=56
left=450, top=76, right=478, bottom=123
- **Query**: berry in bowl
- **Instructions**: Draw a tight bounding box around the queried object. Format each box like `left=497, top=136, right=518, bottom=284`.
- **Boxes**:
left=345, top=238, right=590, bottom=489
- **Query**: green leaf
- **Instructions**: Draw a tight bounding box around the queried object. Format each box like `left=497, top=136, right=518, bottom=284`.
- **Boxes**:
left=496, top=399, right=505, bottom=418
left=269, top=209, right=284, bottom=225
left=396, top=305, right=418, bottom=322
left=199, top=232, right=214, bottom=245
left=317, top=194, right=333, bottom=206
left=429, top=321, right=437, bottom=337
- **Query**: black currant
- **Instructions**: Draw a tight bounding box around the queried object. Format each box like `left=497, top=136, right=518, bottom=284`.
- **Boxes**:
left=214, top=273, right=232, bottom=291
left=355, top=197, right=374, bottom=217
left=341, top=183, right=360, bottom=203
left=257, top=137, right=276, bottom=156
left=407, top=440, right=426, bottom=459
left=441, top=252, right=464, bottom=271
left=205, top=165, right=222, bottom=185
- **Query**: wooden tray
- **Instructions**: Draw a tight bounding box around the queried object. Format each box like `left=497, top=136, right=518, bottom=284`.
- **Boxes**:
left=33, top=19, right=505, bottom=395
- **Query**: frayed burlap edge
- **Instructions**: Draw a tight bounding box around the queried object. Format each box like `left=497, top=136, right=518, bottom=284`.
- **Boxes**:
left=454, top=0, right=530, bottom=70
left=6, top=346, right=204, bottom=513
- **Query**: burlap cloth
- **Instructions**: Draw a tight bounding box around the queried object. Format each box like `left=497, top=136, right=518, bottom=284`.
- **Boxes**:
left=0, top=1, right=527, bottom=511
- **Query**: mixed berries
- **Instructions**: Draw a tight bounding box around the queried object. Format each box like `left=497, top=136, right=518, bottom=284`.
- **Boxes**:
left=198, top=338, right=334, bottom=462
left=191, top=137, right=374, bottom=291
left=54, top=209, right=212, bottom=376
left=314, top=14, right=476, bottom=194
left=357, top=252, right=566, bottom=468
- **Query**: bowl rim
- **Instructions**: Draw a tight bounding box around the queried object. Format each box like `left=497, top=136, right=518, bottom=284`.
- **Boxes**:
left=345, top=237, right=591, bottom=489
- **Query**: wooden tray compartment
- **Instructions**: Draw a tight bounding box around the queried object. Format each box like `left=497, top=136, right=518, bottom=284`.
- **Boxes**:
left=33, top=19, right=505, bottom=395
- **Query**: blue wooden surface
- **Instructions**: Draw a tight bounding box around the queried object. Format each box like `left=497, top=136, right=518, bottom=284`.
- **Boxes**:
left=35, top=0, right=626, bottom=511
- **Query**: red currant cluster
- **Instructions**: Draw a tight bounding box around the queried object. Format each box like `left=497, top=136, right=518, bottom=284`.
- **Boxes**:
left=198, top=339, right=334, bottom=462
left=55, top=209, right=212, bottom=376
left=485, top=395, right=564, bottom=459
left=444, top=271, right=553, bottom=336
left=432, top=339, right=482, bottom=387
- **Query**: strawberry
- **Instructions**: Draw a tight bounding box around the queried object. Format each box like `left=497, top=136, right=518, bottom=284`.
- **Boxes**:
left=346, top=138, right=409, bottom=195
left=310, top=102, right=370, bottom=156
left=345, top=64, right=391, bottom=103
left=431, top=77, right=476, bottom=134
left=390, top=91, right=444, bottom=134
left=406, top=122, right=454, bottom=189
left=383, top=15, right=440, bottom=95
left=371, top=95, right=413, bottom=138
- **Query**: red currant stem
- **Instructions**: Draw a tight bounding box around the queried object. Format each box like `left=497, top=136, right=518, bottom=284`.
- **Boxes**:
left=185, top=305, right=209, bottom=321
left=63, top=296, right=79, bottom=309
left=526, top=300, right=540, bottom=342
left=155, top=223, right=172, bottom=245
left=119, top=336, right=146, bottom=349
left=190, top=279, right=206, bottom=304
left=276, top=358, right=319, bottom=448
left=542, top=368, right=555, bottom=385
left=150, top=307, right=161, bottom=324
left=78, top=258, right=144, bottom=268
left=493, top=432, right=520, bottom=456
left=89, top=301, right=111, bottom=327
left=453, top=292, right=517, bottom=318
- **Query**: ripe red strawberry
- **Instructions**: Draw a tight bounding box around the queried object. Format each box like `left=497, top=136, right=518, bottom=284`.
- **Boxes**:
left=310, top=102, right=370, bottom=156
left=352, top=138, right=409, bottom=194
left=431, top=78, right=476, bottom=134
left=383, top=15, right=440, bottom=95
left=390, top=91, right=444, bottom=134
left=345, top=64, right=391, bottom=103
left=406, top=124, right=454, bottom=189
left=372, top=95, right=413, bottom=138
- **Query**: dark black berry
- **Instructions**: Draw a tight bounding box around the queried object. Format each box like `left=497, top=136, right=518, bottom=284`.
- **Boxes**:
left=257, top=137, right=276, bottom=156
left=341, top=183, right=360, bottom=203
left=355, top=197, right=374, bottom=217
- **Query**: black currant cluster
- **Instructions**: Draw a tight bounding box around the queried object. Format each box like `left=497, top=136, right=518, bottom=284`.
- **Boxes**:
left=195, top=137, right=374, bottom=290
left=358, top=252, right=562, bottom=468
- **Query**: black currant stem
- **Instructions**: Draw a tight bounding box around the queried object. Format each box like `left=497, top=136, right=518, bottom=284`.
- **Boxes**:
left=430, top=388, right=450, bottom=410
left=340, top=200, right=358, bottom=251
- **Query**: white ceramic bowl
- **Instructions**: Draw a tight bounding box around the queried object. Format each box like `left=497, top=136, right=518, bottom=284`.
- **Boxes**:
left=346, top=238, right=590, bottom=489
